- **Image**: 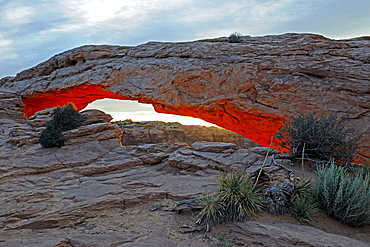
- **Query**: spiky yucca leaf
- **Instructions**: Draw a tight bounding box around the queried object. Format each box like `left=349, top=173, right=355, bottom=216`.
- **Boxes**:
left=218, top=172, right=264, bottom=221
left=291, top=179, right=314, bottom=201
left=292, top=195, right=318, bottom=223
left=198, top=194, right=227, bottom=225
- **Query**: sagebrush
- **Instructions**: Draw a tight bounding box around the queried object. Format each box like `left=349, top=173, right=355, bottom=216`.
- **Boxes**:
left=39, top=125, right=67, bottom=148
left=315, top=163, right=370, bottom=227
left=49, top=103, right=87, bottom=131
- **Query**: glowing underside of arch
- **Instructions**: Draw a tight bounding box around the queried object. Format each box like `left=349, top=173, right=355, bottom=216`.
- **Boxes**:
left=22, top=84, right=286, bottom=152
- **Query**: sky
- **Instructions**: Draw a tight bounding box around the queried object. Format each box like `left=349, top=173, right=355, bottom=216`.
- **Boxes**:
left=1, top=0, right=369, bottom=126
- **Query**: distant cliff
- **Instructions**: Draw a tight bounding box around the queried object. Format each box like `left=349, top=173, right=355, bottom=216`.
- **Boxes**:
left=115, top=119, right=259, bottom=149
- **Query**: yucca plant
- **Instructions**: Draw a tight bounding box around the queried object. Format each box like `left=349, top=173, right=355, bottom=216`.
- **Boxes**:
left=197, top=194, right=227, bottom=226
left=291, top=179, right=314, bottom=201
left=218, top=172, right=264, bottom=221
left=315, top=163, right=370, bottom=226
left=291, top=195, right=318, bottom=223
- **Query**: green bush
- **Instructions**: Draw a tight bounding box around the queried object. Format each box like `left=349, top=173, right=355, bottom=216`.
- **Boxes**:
left=218, top=171, right=264, bottom=221
left=49, top=103, right=86, bottom=131
left=39, top=125, right=67, bottom=148
left=276, top=113, right=358, bottom=163
left=227, top=32, right=243, bottom=43
left=39, top=103, right=86, bottom=148
left=315, top=163, right=370, bottom=226
left=356, top=161, right=370, bottom=181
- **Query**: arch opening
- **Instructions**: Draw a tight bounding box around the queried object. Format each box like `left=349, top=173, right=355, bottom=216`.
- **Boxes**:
left=21, top=85, right=286, bottom=152
left=83, top=98, right=218, bottom=127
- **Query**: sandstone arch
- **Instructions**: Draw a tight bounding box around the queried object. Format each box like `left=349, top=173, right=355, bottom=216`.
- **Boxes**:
left=1, top=33, right=369, bottom=160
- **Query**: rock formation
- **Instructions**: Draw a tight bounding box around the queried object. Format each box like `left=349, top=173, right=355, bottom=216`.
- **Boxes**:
left=116, top=119, right=259, bottom=148
left=0, top=89, right=369, bottom=246
left=0, top=33, right=369, bottom=161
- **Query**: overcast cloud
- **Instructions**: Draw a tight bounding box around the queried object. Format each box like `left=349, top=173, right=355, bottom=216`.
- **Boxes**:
left=1, top=0, right=369, bottom=125
left=1, top=0, right=369, bottom=78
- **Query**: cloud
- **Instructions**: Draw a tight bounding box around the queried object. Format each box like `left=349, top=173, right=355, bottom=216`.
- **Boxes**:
left=1, top=0, right=368, bottom=125
left=0, top=35, right=18, bottom=60
left=0, top=0, right=369, bottom=78
left=2, top=4, right=36, bottom=25
left=0, top=38, right=13, bottom=47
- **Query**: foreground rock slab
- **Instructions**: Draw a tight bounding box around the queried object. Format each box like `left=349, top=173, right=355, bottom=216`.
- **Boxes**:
left=0, top=89, right=369, bottom=246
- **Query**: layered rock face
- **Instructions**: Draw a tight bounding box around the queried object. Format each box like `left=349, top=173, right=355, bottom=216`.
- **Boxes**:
left=1, top=33, right=369, bottom=159
left=1, top=89, right=369, bottom=246
left=116, top=120, right=259, bottom=148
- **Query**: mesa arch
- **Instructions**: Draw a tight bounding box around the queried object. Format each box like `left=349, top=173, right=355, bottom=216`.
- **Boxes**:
left=1, top=33, right=369, bottom=160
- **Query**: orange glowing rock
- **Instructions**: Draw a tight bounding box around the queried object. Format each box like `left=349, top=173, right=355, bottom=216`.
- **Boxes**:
left=23, top=85, right=128, bottom=117
left=22, top=85, right=286, bottom=153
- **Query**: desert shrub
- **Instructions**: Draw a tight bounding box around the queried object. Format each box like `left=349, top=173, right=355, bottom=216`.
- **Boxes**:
left=227, top=32, right=243, bottom=43
left=49, top=103, right=86, bottom=131
left=276, top=113, right=358, bottom=163
left=197, top=194, right=227, bottom=225
left=218, top=171, right=264, bottom=221
left=198, top=172, right=263, bottom=226
left=356, top=160, right=370, bottom=181
left=315, top=163, right=370, bottom=226
left=39, top=103, right=86, bottom=148
left=39, top=125, right=67, bottom=148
